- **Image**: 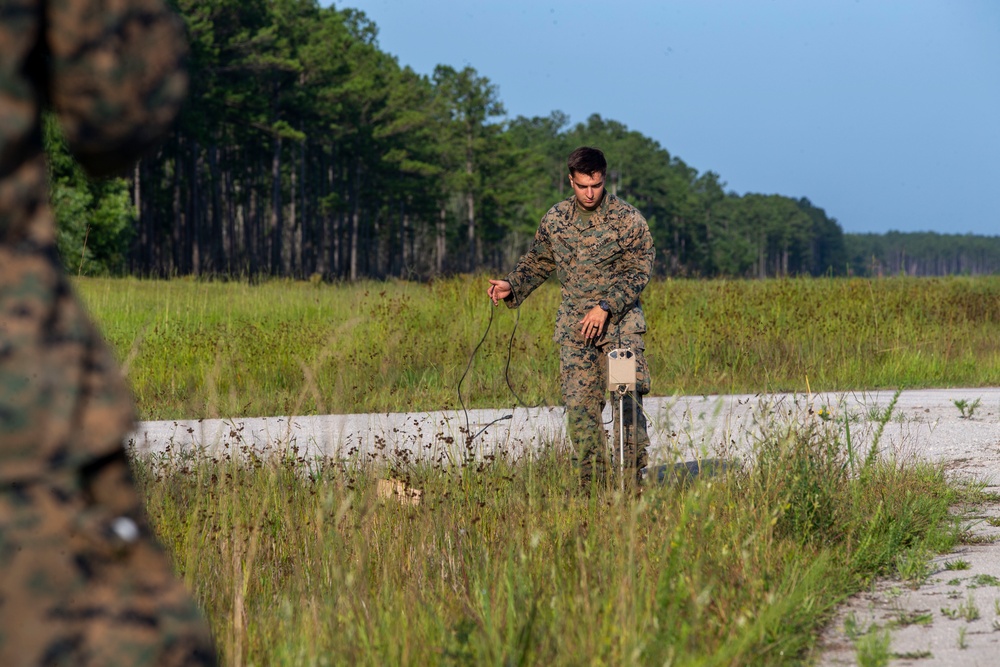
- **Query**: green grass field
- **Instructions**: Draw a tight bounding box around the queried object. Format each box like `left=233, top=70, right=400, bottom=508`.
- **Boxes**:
left=74, top=275, right=998, bottom=665
left=77, top=275, right=1000, bottom=420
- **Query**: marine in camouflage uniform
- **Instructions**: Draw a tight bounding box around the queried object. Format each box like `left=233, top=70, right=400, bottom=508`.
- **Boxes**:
left=488, top=147, right=654, bottom=488
left=0, top=0, right=216, bottom=664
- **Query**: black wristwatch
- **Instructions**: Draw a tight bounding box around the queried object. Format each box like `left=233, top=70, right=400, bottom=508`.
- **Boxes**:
left=598, top=300, right=611, bottom=313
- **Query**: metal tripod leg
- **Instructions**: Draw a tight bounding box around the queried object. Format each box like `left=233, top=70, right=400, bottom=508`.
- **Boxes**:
left=619, top=389, right=625, bottom=492
left=614, top=386, right=640, bottom=492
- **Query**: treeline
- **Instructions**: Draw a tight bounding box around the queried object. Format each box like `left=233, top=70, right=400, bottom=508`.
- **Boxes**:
left=845, top=232, right=1000, bottom=276
left=47, top=0, right=996, bottom=280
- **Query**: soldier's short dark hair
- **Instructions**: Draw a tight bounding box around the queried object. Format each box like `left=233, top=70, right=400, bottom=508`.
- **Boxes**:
left=567, top=146, right=607, bottom=177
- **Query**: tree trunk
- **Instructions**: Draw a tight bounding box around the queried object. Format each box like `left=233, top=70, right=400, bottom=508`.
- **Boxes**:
left=190, top=140, right=201, bottom=276
left=171, top=138, right=182, bottom=276
left=226, top=148, right=239, bottom=274
left=437, top=206, right=447, bottom=275
left=465, top=133, right=476, bottom=272
left=132, top=160, right=144, bottom=274
left=399, top=198, right=410, bottom=278
left=269, top=133, right=283, bottom=276
left=246, top=159, right=258, bottom=279
left=209, top=143, right=223, bottom=274
left=289, top=142, right=298, bottom=276
left=349, top=159, right=361, bottom=281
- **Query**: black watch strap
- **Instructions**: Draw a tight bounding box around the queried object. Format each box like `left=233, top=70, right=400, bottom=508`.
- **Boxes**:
left=599, top=300, right=611, bottom=313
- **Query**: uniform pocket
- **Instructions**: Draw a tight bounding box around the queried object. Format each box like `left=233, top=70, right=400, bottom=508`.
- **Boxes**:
left=593, top=237, right=624, bottom=268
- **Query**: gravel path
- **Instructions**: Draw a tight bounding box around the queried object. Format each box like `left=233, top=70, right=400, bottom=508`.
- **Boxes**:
left=809, top=389, right=1000, bottom=667
left=129, top=387, right=1000, bottom=665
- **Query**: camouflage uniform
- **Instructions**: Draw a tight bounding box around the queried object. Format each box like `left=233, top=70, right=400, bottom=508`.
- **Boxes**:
left=503, top=192, right=654, bottom=486
left=1, top=0, right=216, bottom=664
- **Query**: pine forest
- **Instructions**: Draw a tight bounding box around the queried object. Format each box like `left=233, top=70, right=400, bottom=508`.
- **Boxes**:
left=49, top=0, right=1000, bottom=280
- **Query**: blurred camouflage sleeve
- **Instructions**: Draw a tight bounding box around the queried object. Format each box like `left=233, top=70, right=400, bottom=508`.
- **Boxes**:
left=46, top=0, right=189, bottom=177
left=503, top=215, right=557, bottom=307
left=0, top=252, right=136, bottom=483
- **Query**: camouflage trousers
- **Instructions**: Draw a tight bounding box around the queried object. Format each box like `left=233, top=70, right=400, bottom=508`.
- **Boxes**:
left=560, top=334, right=650, bottom=488
left=0, top=457, right=217, bottom=666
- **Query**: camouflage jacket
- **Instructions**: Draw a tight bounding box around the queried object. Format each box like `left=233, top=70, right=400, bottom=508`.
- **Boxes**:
left=504, top=192, right=654, bottom=348
left=0, top=0, right=188, bottom=483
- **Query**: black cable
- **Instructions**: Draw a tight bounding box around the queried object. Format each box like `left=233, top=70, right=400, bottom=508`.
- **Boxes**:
left=470, top=414, right=512, bottom=442
left=459, top=299, right=657, bottom=448
left=502, top=305, right=542, bottom=410
left=458, top=298, right=541, bottom=443
left=457, top=299, right=496, bottom=442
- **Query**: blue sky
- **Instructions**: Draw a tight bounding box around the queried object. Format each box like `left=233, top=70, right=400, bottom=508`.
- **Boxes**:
left=335, top=0, right=1000, bottom=236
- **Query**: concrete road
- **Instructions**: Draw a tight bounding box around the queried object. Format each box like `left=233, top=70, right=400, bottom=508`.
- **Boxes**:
left=128, top=388, right=1000, bottom=467
left=128, top=387, right=1000, bottom=665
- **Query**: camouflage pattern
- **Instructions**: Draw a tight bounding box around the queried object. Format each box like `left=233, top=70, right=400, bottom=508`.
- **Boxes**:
left=503, top=192, right=655, bottom=348
left=1, top=0, right=216, bottom=664
left=504, top=192, right=654, bottom=486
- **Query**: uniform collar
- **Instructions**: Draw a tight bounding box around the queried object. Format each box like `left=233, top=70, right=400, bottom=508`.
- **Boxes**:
left=570, top=191, right=611, bottom=229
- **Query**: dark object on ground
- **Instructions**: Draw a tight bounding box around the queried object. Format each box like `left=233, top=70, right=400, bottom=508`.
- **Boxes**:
left=644, top=458, right=734, bottom=486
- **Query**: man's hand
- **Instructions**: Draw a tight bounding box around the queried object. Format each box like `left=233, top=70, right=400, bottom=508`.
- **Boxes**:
left=579, top=305, right=609, bottom=341
left=488, top=279, right=512, bottom=306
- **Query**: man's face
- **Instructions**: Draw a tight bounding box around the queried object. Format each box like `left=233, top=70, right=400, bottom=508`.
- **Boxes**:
left=569, top=171, right=605, bottom=210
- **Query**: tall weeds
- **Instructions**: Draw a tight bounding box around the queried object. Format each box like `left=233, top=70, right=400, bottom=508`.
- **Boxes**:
left=134, top=403, right=960, bottom=665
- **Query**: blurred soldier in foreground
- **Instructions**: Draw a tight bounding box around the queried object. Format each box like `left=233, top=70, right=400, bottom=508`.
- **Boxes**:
left=488, top=146, right=654, bottom=489
left=0, top=0, right=217, bottom=664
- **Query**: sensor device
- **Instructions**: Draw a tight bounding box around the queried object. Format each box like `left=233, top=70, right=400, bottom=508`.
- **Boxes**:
left=607, top=347, right=636, bottom=393
left=607, top=347, right=638, bottom=491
